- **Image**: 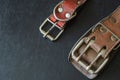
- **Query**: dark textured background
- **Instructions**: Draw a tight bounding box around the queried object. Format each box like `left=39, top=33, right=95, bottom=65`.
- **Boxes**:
left=0, top=0, right=120, bottom=80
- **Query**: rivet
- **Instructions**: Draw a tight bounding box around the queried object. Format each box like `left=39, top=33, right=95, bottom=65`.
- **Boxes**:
left=77, top=1, right=81, bottom=4
left=65, top=13, right=71, bottom=18
left=111, top=35, right=117, bottom=42
left=58, top=7, right=63, bottom=13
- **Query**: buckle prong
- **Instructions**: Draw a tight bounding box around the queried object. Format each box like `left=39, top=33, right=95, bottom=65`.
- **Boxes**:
left=43, top=24, right=55, bottom=38
left=71, top=37, right=109, bottom=76
left=39, top=18, right=64, bottom=41
left=76, top=38, right=95, bottom=61
left=86, top=49, right=106, bottom=71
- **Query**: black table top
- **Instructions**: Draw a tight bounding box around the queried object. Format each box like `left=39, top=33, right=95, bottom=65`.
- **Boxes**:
left=0, top=0, right=120, bottom=80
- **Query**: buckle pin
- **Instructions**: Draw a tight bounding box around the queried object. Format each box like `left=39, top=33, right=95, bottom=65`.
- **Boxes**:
left=86, top=49, right=106, bottom=71
left=43, top=24, right=55, bottom=38
left=39, top=18, right=64, bottom=41
left=39, top=1, right=78, bottom=41
left=76, top=38, right=95, bottom=61
left=70, top=36, right=109, bottom=78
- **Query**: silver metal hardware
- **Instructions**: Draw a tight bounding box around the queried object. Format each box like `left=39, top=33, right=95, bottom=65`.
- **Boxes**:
left=77, top=1, right=81, bottom=4
left=113, top=41, right=120, bottom=50
left=69, top=22, right=120, bottom=79
left=58, top=7, right=63, bottom=13
left=70, top=37, right=109, bottom=79
left=39, top=18, right=64, bottom=41
left=65, top=13, right=71, bottom=18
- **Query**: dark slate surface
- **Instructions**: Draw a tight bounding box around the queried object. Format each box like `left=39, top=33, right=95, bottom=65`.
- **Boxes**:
left=0, top=0, right=120, bottom=80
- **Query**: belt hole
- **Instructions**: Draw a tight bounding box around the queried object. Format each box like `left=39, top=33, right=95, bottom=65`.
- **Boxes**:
left=100, top=27, right=107, bottom=33
left=74, top=52, right=80, bottom=57
left=109, top=17, right=116, bottom=23
left=91, top=36, right=96, bottom=41
left=103, top=46, right=107, bottom=50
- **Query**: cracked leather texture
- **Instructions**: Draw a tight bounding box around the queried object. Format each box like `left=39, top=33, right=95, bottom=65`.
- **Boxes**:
left=0, top=0, right=120, bottom=80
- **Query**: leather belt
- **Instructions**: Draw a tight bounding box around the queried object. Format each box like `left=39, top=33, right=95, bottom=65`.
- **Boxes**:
left=39, top=0, right=86, bottom=41
left=68, top=6, right=120, bottom=79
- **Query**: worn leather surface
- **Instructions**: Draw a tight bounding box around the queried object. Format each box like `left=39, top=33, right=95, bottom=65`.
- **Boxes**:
left=50, top=0, right=86, bottom=28
left=69, top=3, right=120, bottom=79
left=77, top=6, right=120, bottom=62
left=0, top=0, right=120, bottom=80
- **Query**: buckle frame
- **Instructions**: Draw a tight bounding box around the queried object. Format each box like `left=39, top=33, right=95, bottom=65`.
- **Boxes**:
left=39, top=1, right=78, bottom=41
left=39, top=18, right=64, bottom=41
left=69, top=37, right=109, bottom=79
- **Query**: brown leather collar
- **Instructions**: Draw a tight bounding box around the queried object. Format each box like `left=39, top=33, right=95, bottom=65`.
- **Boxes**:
left=39, top=0, right=87, bottom=41
left=68, top=6, right=120, bottom=79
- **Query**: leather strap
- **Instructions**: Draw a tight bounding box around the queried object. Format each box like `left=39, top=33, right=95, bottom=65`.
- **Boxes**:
left=69, top=6, right=120, bottom=79
left=86, top=6, right=120, bottom=59
left=39, top=0, right=87, bottom=41
left=51, top=0, right=87, bottom=28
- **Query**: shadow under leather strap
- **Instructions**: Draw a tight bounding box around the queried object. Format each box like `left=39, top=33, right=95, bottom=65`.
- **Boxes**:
left=39, top=0, right=87, bottom=41
left=69, top=6, right=120, bottom=79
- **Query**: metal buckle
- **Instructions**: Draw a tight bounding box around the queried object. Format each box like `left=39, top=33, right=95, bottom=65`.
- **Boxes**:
left=70, top=37, right=109, bottom=79
left=39, top=1, right=78, bottom=41
left=39, top=18, right=64, bottom=41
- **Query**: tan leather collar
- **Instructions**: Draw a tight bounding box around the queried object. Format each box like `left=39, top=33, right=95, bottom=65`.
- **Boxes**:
left=69, top=6, right=120, bottom=79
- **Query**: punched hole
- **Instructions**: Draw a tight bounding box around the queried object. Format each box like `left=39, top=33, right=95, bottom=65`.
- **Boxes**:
left=103, top=46, right=107, bottom=50
left=74, top=52, right=80, bottom=57
left=109, top=17, right=117, bottom=23
left=91, top=36, right=96, bottom=41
